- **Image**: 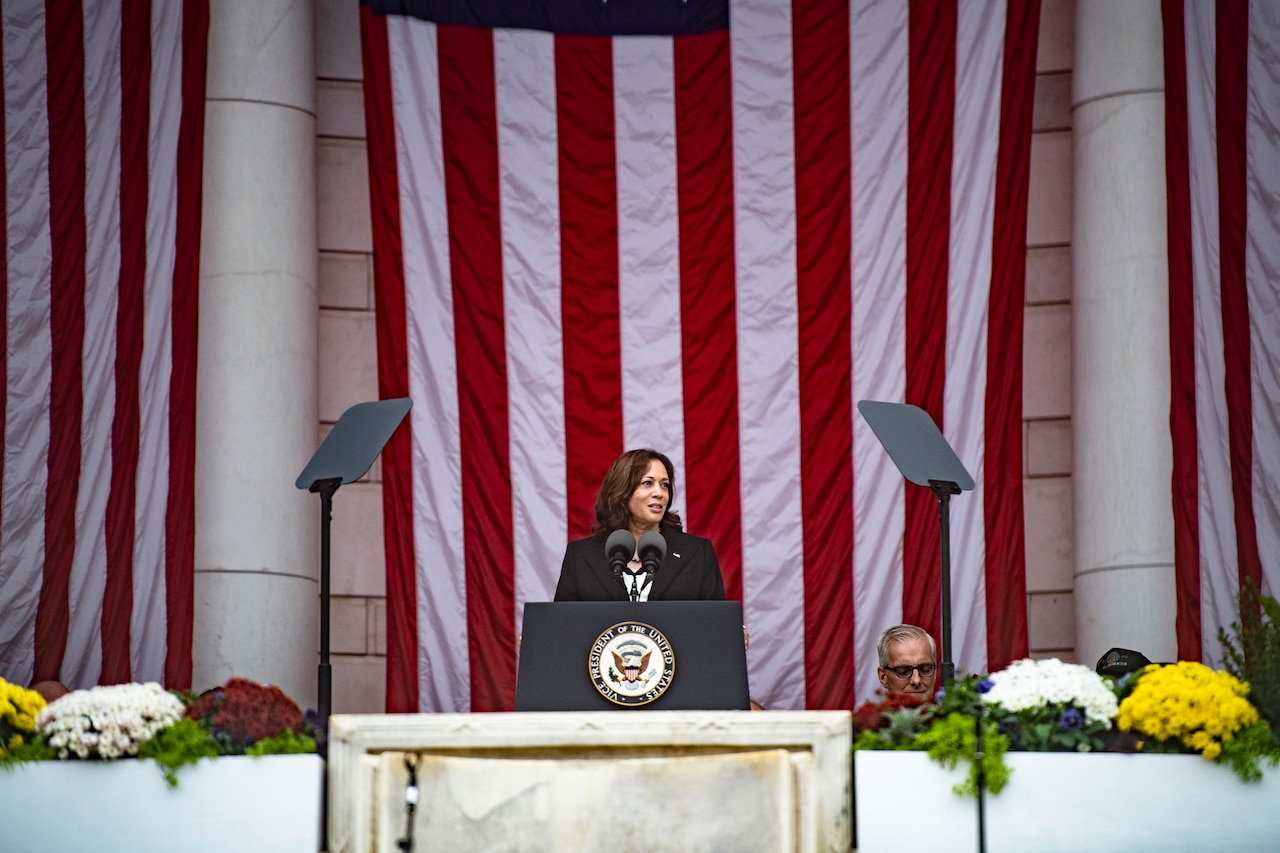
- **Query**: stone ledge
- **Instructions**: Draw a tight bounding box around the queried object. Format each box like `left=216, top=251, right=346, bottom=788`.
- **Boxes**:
left=328, top=710, right=851, bottom=853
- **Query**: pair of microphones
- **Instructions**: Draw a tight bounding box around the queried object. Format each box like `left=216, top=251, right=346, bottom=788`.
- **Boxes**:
left=605, top=529, right=665, bottom=599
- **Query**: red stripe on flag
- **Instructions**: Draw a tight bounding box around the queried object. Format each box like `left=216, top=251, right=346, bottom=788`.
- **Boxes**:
left=102, top=0, right=152, bottom=685
left=557, top=34, right=623, bottom=539
left=35, top=3, right=88, bottom=683
left=1162, top=0, right=1202, bottom=660
left=164, top=0, right=208, bottom=690
left=1214, top=0, right=1260, bottom=598
left=984, top=0, right=1037, bottom=669
left=793, top=0, right=854, bottom=710
left=674, top=31, right=743, bottom=603
left=439, top=25, right=515, bottom=712
left=902, top=0, right=956, bottom=641
left=360, top=4, right=418, bottom=711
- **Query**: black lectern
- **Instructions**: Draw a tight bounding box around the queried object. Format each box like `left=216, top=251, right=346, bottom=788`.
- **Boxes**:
left=515, top=601, right=750, bottom=711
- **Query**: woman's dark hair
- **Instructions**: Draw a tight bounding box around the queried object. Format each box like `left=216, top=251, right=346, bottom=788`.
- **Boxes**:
left=592, top=449, right=684, bottom=536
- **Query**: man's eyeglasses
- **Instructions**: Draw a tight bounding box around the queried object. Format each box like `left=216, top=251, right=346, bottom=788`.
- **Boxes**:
left=883, top=663, right=937, bottom=679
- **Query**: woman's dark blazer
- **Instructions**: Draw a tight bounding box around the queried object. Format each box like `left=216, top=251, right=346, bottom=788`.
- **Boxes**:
left=553, top=527, right=727, bottom=601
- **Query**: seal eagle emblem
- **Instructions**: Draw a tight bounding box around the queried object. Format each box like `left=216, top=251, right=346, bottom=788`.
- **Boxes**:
left=589, top=621, right=675, bottom=706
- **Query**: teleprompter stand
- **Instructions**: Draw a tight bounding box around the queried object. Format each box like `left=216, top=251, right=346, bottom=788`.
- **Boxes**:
left=296, top=398, right=412, bottom=735
left=857, top=400, right=984, bottom=852
left=856, top=400, right=973, bottom=682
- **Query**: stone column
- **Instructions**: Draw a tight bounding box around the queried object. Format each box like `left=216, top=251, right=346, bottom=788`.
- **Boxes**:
left=194, top=1, right=318, bottom=705
left=1071, top=0, right=1176, bottom=667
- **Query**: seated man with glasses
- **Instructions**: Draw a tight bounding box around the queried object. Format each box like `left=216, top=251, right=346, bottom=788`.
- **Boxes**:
left=875, top=624, right=938, bottom=699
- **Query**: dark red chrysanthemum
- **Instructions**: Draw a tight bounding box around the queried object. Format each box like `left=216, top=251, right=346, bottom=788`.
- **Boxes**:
left=852, top=692, right=932, bottom=734
left=185, top=678, right=302, bottom=744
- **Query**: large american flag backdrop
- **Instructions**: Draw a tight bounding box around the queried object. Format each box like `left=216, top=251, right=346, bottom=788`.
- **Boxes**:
left=0, top=0, right=207, bottom=690
left=361, top=0, right=1038, bottom=713
left=1164, top=0, right=1280, bottom=667
left=2, top=1, right=1273, bottom=709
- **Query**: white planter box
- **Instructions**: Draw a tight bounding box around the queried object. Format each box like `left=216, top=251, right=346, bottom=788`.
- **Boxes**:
left=0, top=754, right=323, bottom=853
left=855, top=750, right=1280, bottom=853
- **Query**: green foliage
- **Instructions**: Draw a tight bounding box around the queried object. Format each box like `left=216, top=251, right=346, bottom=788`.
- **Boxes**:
left=914, top=712, right=1011, bottom=797
left=246, top=729, right=316, bottom=756
left=136, top=717, right=219, bottom=788
left=852, top=704, right=934, bottom=751
left=925, top=674, right=1013, bottom=795
left=983, top=704, right=1110, bottom=753
left=133, top=717, right=315, bottom=787
left=0, top=734, right=58, bottom=769
left=852, top=674, right=1013, bottom=797
left=935, top=672, right=988, bottom=718
left=1219, top=721, right=1280, bottom=783
left=1218, top=580, right=1280, bottom=745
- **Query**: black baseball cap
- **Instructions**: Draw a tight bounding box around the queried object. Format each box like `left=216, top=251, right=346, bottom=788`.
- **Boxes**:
left=1095, top=647, right=1152, bottom=677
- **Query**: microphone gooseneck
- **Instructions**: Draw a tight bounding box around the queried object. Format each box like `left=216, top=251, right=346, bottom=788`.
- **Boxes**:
left=637, top=531, right=666, bottom=577
left=605, top=529, right=634, bottom=585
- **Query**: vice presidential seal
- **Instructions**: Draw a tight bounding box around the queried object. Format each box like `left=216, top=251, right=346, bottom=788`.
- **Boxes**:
left=589, top=621, right=675, bottom=706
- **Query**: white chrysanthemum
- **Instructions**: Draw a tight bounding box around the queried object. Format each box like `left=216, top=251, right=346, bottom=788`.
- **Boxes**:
left=35, top=682, right=184, bottom=760
left=982, top=658, right=1118, bottom=725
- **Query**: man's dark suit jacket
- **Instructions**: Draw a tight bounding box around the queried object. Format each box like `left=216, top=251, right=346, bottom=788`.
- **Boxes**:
left=553, top=528, right=727, bottom=601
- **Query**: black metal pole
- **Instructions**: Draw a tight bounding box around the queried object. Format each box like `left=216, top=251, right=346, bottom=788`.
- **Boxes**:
left=310, top=477, right=342, bottom=740
left=309, top=476, right=342, bottom=853
left=930, top=479, right=960, bottom=684
left=975, top=697, right=988, bottom=853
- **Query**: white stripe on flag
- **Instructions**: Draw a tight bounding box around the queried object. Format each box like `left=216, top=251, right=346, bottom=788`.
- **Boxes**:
left=945, top=0, right=1004, bottom=673
left=1184, top=0, right=1236, bottom=665
left=850, top=0, right=909, bottom=704
left=0, top=2, right=53, bottom=687
left=732, top=0, right=806, bottom=711
left=615, top=37, right=686, bottom=471
left=497, top=28, right=565, bottom=637
left=134, top=0, right=185, bottom=679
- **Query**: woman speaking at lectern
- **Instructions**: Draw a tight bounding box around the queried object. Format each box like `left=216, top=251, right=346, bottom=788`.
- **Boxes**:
left=553, top=448, right=726, bottom=602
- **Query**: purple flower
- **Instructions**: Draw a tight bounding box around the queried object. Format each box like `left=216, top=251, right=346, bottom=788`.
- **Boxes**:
left=1059, top=708, right=1084, bottom=730
left=977, top=678, right=995, bottom=694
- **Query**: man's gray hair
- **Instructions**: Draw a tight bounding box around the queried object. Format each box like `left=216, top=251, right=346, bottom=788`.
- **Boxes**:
left=877, top=624, right=936, bottom=667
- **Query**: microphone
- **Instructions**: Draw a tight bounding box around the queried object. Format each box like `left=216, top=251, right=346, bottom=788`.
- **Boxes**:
left=605, top=529, right=634, bottom=583
left=637, top=531, right=666, bottom=577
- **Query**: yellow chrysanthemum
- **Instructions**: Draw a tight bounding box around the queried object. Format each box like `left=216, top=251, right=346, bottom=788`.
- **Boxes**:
left=1117, top=661, right=1259, bottom=760
left=0, top=676, right=46, bottom=734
